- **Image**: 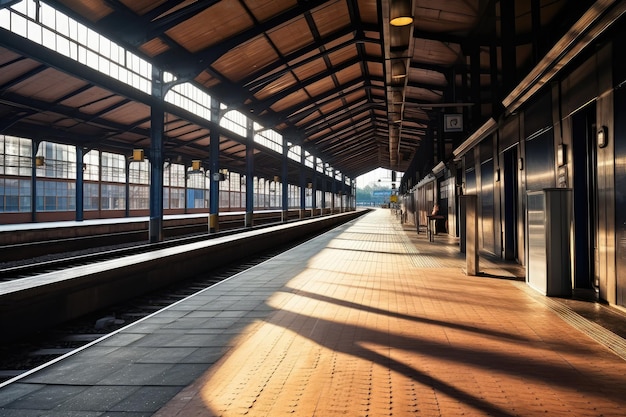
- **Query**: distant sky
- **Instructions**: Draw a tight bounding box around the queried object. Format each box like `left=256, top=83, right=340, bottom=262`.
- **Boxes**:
left=356, top=168, right=402, bottom=188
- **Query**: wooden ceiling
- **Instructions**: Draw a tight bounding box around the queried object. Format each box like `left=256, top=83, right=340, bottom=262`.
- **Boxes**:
left=0, top=0, right=598, bottom=180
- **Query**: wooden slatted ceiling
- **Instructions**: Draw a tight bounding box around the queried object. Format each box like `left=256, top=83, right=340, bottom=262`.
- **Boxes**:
left=101, top=102, right=149, bottom=125
left=271, top=89, right=310, bottom=113
left=288, top=48, right=320, bottom=67
left=165, top=2, right=254, bottom=53
left=219, top=140, right=242, bottom=153
left=244, top=0, right=298, bottom=23
left=295, top=110, right=323, bottom=127
left=411, top=39, right=463, bottom=66
left=411, top=68, right=447, bottom=87
left=253, top=71, right=297, bottom=101
left=0, top=49, right=21, bottom=65
left=166, top=124, right=209, bottom=142
left=311, top=1, right=351, bottom=37
left=164, top=118, right=193, bottom=132
left=305, top=76, right=335, bottom=98
left=176, top=131, right=211, bottom=145
left=345, top=89, right=367, bottom=103
left=291, top=58, right=329, bottom=82
left=122, top=0, right=169, bottom=16
left=149, top=0, right=199, bottom=22
left=411, top=87, right=443, bottom=102
left=267, top=18, right=313, bottom=56
left=310, top=127, right=332, bottom=141
left=77, top=95, right=127, bottom=116
left=179, top=145, right=209, bottom=158
left=327, top=45, right=359, bottom=66
left=213, top=37, right=280, bottom=83
left=0, top=60, right=41, bottom=88
left=139, top=38, right=170, bottom=58
left=358, top=0, right=379, bottom=24
left=195, top=71, right=220, bottom=89
left=335, top=65, right=363, bottom=84
left=68, top=91, right=120, bottom=114
left=55, top=0, right=112, bottom=22
left=415, top=1, right=479, bottom=32
left=363, top=41, right=383, bottom=58
left=5, top=68, right=82, bottom=101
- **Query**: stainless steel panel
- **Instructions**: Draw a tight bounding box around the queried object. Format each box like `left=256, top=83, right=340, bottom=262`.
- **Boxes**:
left=480, top=159, right=495, bottom=253
left=524, top=91, right=552, bottom=139
left=526, top=191, right=547, bottom=294
left=615, top=85, right=626, bottom=306
left=525, top=129, right=556, bottom=191
left=526, top=189, right=573, bottom=296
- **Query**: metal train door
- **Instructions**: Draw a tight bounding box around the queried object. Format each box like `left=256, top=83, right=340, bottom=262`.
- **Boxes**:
left=571, top=103, right=598, bottom=292
left=502, top=146, right=518, bottom=261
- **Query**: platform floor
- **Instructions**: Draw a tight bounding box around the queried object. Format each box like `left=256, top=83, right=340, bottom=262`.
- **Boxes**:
left=1, top=208, right=626, bottom=416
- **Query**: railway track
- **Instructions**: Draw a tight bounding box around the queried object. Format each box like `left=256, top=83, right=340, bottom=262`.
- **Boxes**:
left=0, top=211, right=366, bottom=383
left=0, top=219, right=288, bottom=281
left=0, top=234, right=305, bottom=384
left=0, top=211, right=295, bottom=265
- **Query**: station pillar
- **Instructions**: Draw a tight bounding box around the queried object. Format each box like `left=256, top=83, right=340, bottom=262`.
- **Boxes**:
left=149, top=68, right=164, bottom=243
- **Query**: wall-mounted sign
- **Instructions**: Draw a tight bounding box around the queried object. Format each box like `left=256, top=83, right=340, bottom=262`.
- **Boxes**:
left=444, top=114, right=463, bottom=132
left=372, top=190, right=392, bottom=198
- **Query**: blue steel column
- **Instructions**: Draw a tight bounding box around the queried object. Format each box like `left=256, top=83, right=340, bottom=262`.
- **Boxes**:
left=125, top=159, right=130, bottom=217
left=330, top=170, right=336, bottom=214
left=209, top=97, right=220, bottom=233
left=281, top=143, right=289, bottom=222
left=341, top=174, right=346, bottom=213
left=245, top=119, right=254, bottom=228
left=311, top=158, right=317, bottom=216
left=299, top=153, right=306, bottom=219
left=350, top=179, right=354, bottom=210
left=184, top=162, right=189, bottom=214
left=320, top=164, right=326, bottom=215
left=75, top=147, right=84, bottom=221
left=149, top=68, right=165, bottom=243
left=30, top=140, right=38, bottom=222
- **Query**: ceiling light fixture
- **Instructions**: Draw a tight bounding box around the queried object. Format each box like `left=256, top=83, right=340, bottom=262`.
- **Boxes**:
left=390, top=0, right=413, bottom=27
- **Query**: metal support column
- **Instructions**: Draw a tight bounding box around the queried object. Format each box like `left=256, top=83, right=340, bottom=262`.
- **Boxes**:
left=282, top=143, right=289, bottom=222
left=299, top=153, right=306, bottom=219
left=30, top=140, right=39, bottom=223
left=329, top=171, right=335, bottom=214
left=311, top=158, right=317, bottom=217
left=149, top=68, right=165, bottom=243
left=209, top=97, right=220, bottom=233
left=75, top=146, right=84, bottom=221
left=340, top=174, right=345, bottom=212
left=321, top=164, right=326, bottom=215
left=125, top=158, right=131, bottom=217
left=245, top=121, right=254, bottom=228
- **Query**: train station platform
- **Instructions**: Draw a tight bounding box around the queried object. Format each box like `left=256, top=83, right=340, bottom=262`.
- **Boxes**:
left=1, top=208, right=626, bottom=416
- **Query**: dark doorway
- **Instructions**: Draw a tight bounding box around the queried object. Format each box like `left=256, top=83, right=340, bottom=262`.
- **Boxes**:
left=502, top=147, right=518, bottom=260
left=571, top=103, right=597, bottom=290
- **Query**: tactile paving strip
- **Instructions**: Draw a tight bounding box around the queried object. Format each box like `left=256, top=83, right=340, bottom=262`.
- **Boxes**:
left=515, top=281, right=626, bottom=361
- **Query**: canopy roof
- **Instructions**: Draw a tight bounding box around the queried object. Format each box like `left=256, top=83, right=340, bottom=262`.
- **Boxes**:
left=0, top=0, right=598, bottom=180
